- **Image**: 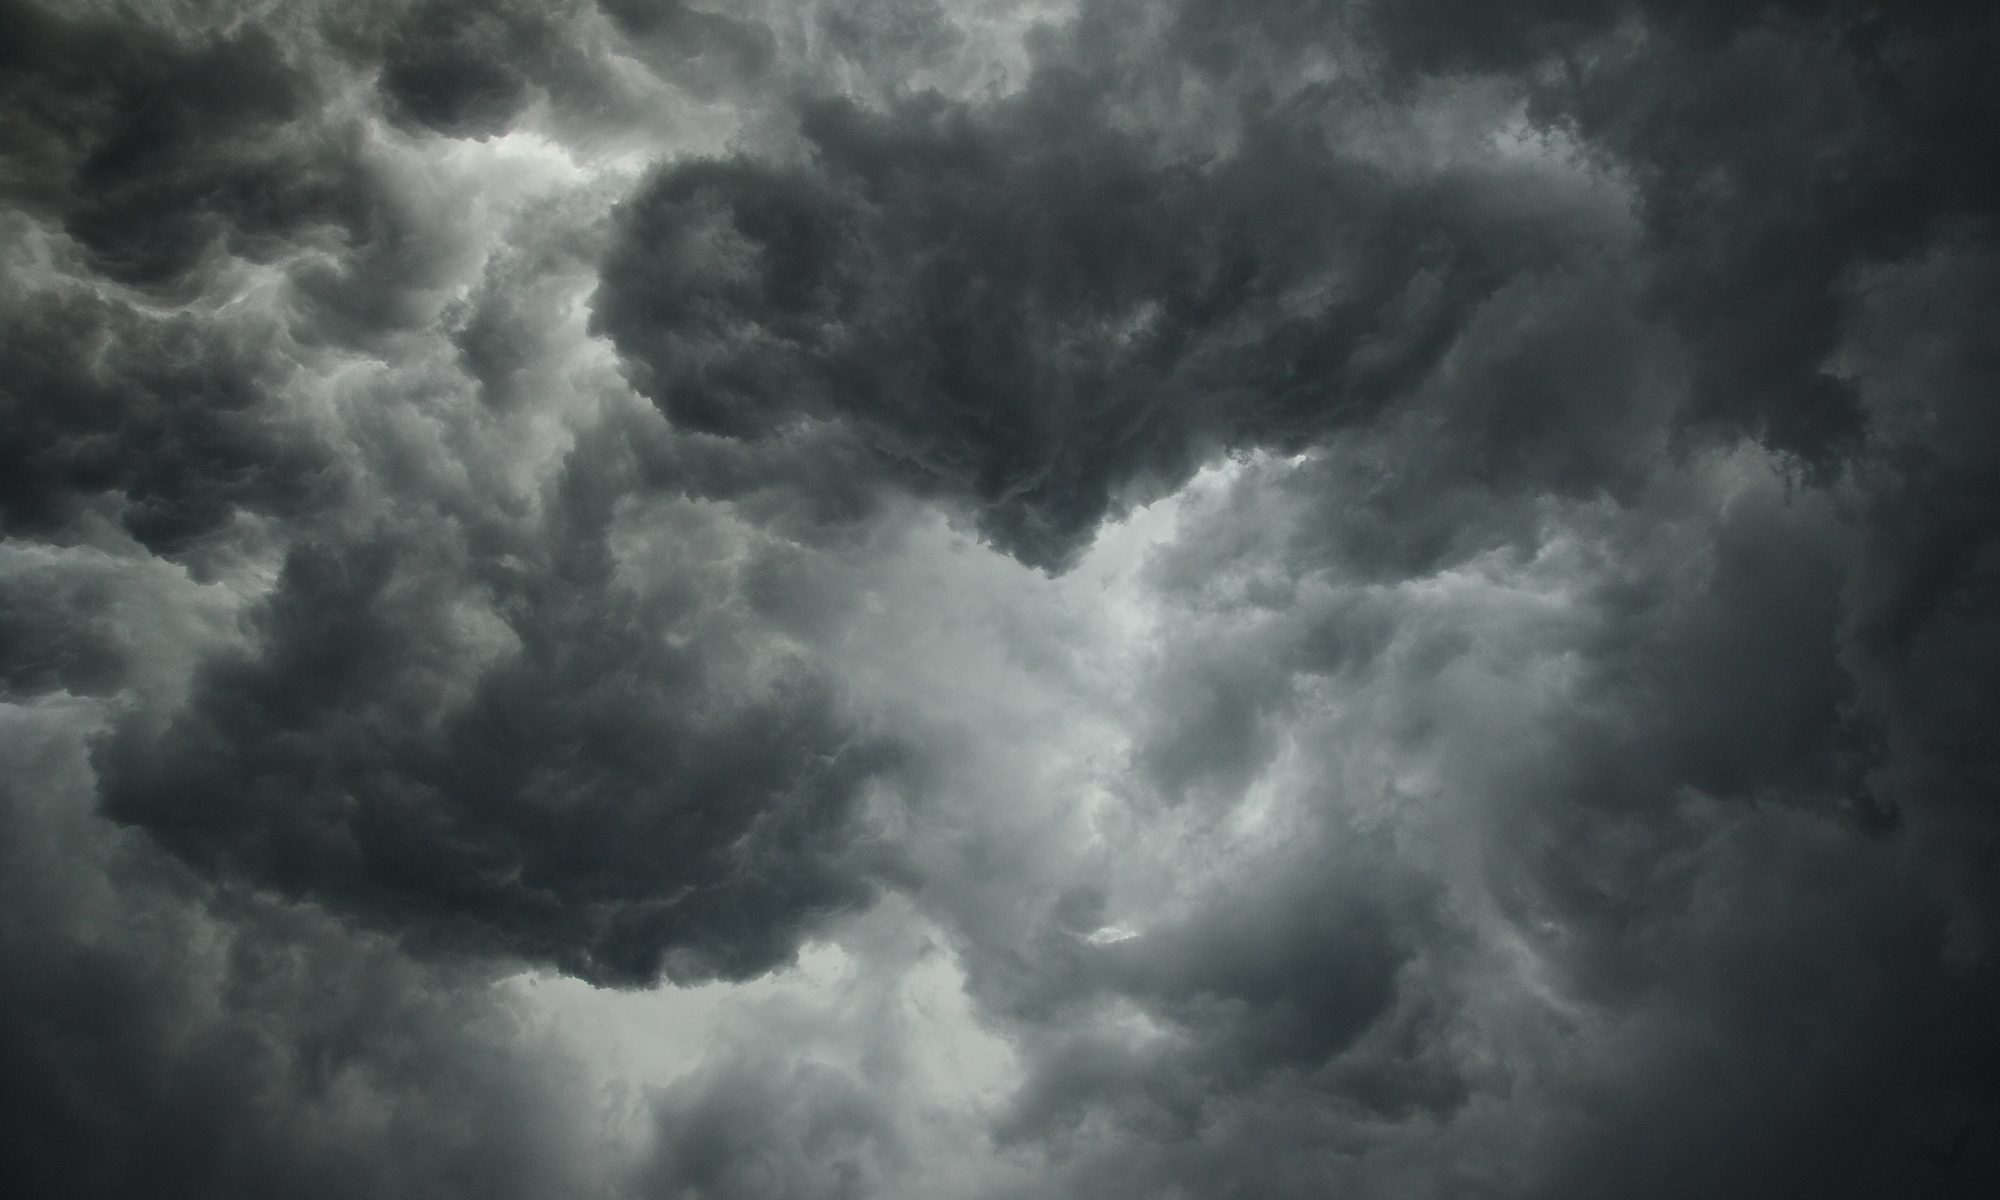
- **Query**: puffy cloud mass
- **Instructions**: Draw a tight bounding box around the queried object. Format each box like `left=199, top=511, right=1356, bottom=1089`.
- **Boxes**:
left=2, top=0, right=1997, bottom=1197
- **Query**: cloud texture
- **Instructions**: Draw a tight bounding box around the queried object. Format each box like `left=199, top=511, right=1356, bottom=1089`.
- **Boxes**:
left=2, top=0, right=1996, bottom=1196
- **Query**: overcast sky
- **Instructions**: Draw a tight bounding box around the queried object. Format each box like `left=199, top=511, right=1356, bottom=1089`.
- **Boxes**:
left=3, top=1, right=1997, bottom=1196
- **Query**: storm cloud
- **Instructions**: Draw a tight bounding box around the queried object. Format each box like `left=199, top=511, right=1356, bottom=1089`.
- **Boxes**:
left=2, top=0, right=1997, bottom=1196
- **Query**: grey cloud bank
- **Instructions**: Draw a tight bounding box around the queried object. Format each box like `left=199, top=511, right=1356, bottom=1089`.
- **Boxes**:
left=2, top=1, right=1996, bottom=1197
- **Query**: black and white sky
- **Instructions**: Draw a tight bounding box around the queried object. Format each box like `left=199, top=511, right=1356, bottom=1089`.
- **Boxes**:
left=3, top=1, right=1998, bottom=1196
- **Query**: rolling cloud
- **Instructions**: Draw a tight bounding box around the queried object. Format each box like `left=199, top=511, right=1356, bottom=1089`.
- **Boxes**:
left=2, top=1, right=1995, bottom=1197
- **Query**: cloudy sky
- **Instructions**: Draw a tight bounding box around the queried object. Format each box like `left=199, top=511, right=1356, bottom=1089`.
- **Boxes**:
left=3, top=1, right=1997, bottom=1196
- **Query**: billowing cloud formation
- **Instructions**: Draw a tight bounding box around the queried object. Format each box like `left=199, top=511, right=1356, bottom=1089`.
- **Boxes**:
left=595, top=63, right=1589, bottom=567
left=2, top=0, right=1997, bottom=1197
left=95, top=495, right=894, bottom=985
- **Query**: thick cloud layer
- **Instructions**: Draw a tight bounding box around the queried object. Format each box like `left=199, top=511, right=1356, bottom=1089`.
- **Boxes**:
left=594, top=63, right=1590, bottom=567
left=3, top=0, right=1997, bottom=1196
left=95, top=494, right=895, bottom=985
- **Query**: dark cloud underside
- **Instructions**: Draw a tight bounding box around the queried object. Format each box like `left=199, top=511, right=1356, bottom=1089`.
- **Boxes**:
left=2, top=0, right=1997, bottom=1197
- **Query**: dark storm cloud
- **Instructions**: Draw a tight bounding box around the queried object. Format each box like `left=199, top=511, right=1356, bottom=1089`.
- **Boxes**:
left=1837, top=239, right=2000, bottom=829
left=1535, top=824, right=1998, bottom=1200
left=1024, top=337, right=1988, bottom=1198
left=949, top=446, right=1990, bottom=1195
left=594, top=0, right=1999, bottom=565
left=1337, top=0, right=2000, bottom=473
left=95, top=425, right=900, bottom=987
left=325, top=0, right=647, bottom=140
left=5, top=0, right=2000, bottom=1196
left=372, top=0, right=564, bottom=137
left=0, top=0, right=494, bottom=546
left=1, top=0, right=904, bottom=989
left=1548, top=3, right=2000, bottom=468
left=689, top=1, right=1998, bottom=1190
left=0, top=281, right=337, bottom=555
left=0, top=1, right=377, bottom=294
left=0, top=714, right=617, bottom=1200
left=993, top=843, right=1442, bottom=1148
left=0, top=0, right=356, bottom=557
left=594, top=69, right=1589, bottom=568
